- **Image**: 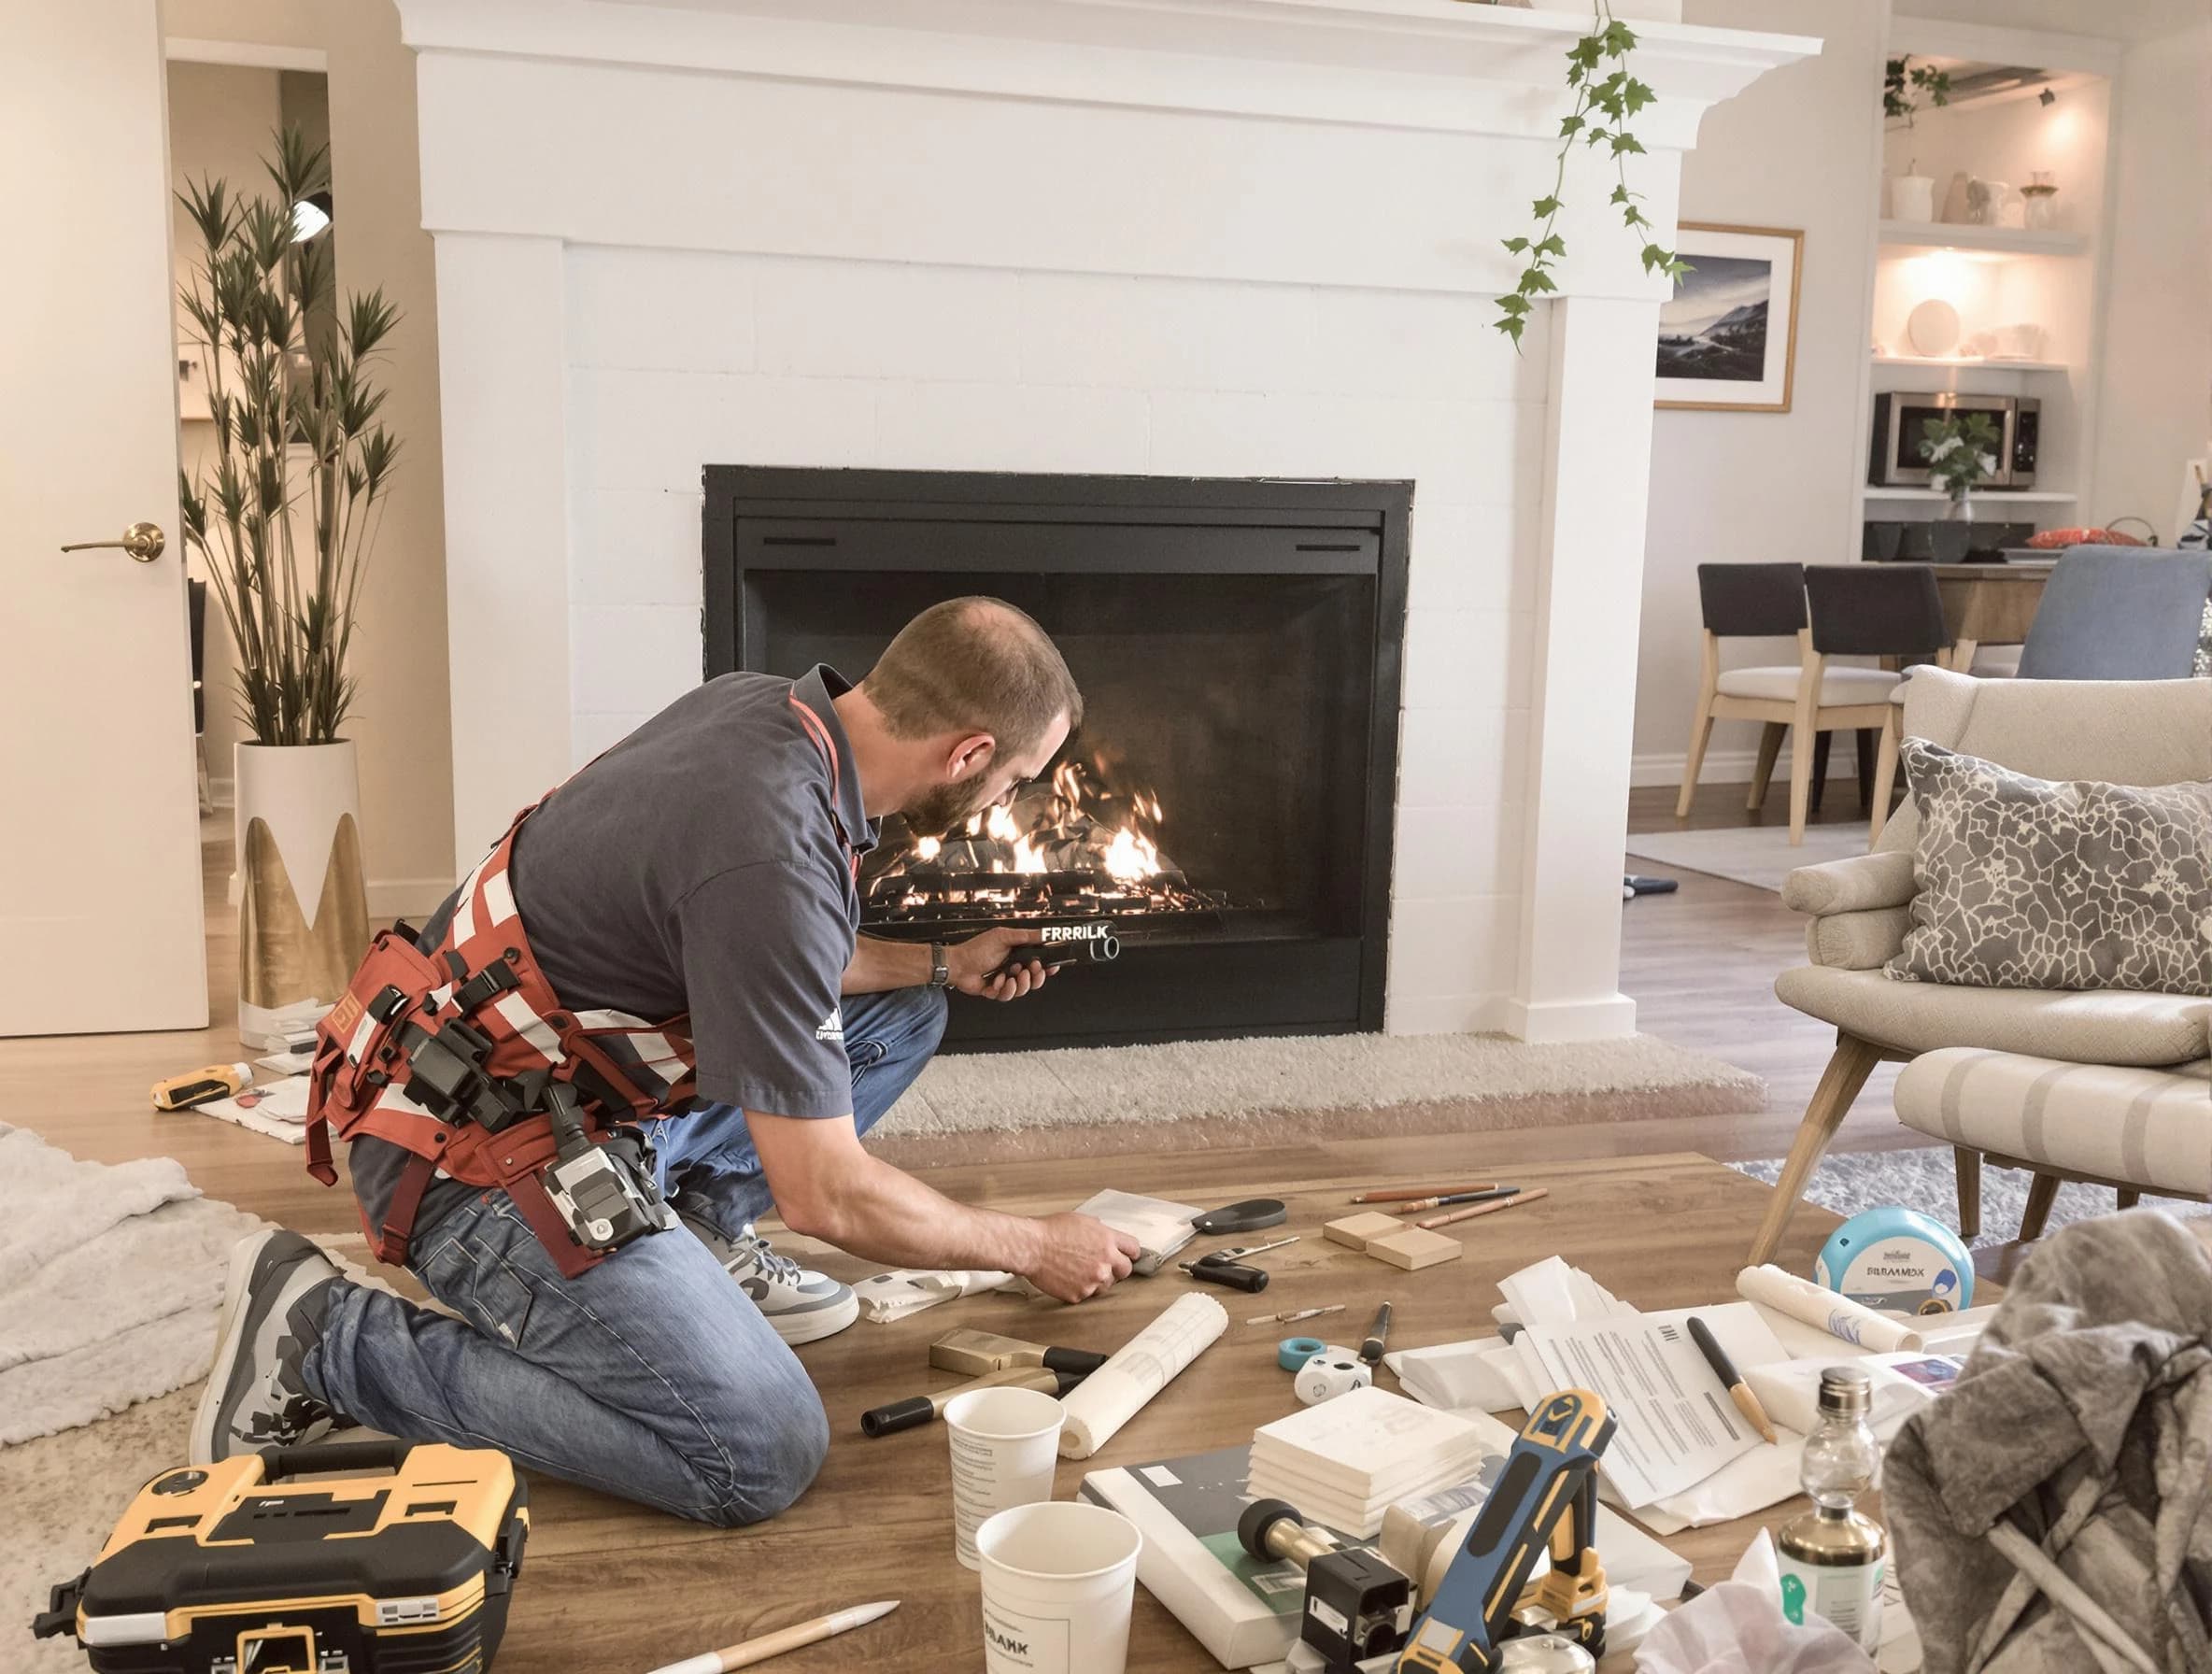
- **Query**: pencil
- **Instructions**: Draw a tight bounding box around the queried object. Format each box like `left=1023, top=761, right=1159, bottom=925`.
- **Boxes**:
left=1350, top=1182, right=1497, bottom=1204
left=1416, top=1186, right=1548, bottom=1229
left=644, top=1600, right=900, bottom=1674
left=1393, top=1186, right=1518, bottom=1215
left=1687, top=1314, right=1779, bottom=1445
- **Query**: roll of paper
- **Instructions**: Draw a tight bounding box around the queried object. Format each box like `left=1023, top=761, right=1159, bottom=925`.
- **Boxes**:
left=1737, top=1264, right=1926, bottom=1355
left=1056, top=1292, right=1227, bottom=1458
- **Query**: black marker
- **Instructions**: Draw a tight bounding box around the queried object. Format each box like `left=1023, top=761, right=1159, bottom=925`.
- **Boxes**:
left=1360, top=1301, right=1393, bottom=1368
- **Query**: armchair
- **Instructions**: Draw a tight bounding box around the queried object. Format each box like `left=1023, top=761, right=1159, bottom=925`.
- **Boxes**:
left=1751, top=665, right=2212, bottom=1263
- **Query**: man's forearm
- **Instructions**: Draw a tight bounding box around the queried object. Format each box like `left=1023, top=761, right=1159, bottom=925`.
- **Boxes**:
left=841, top=935, right=930, bottom=996
left=782, top=1151, right=1041, bottom=1274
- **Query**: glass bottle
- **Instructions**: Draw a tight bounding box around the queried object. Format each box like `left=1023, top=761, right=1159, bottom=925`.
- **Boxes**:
left=1777, top=1368, right=1887, bottom=1651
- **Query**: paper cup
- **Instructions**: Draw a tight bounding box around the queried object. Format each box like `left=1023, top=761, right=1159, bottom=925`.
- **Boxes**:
left=945, top=1386, right=1065, bottom=1570
left=976, top=1500, right=1143, bottom=1674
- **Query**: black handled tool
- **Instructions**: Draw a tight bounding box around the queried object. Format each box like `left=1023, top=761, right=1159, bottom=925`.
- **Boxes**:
left=1361, top=1301, right=1394, bottom=1368
left=986, top=922, right=1121, bottom=981
left=859, top=1366, right=1088, bottom=1438
left=1191, top=1198, right=1287, bottom=1236
left=1184, top=1258, right=1269, bottom=1293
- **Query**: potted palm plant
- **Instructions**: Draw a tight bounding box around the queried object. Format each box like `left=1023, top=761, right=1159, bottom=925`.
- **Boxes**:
left=177, top=127, right=401, bottom=1047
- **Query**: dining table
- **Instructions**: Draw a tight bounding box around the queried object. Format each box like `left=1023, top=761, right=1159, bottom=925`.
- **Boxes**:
left=1923, top=560, right=2050, bottom=669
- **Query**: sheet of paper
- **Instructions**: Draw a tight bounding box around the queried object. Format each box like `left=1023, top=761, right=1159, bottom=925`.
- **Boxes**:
left=1058, top=1292, right=1226, bottom=1458
left=1073, top=1188, right=1199, bottom=1271
left=1386, top=1337, right=1532, bottom=1414
left=1497, top=1256, right=1630, bottom=1327
left=1518, top=1301, right=1787, bottom=1508
left=852, top=1269, right=1012, bottom=1324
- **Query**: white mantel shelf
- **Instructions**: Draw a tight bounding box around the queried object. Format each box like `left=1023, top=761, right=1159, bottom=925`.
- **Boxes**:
left=1877, top=220, right=2089, bottom=257
left=400, top=0, right=1818, bottom=147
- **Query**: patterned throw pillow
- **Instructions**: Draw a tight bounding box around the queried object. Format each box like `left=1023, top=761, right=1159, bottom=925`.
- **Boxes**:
left=1887, top=739, right=2212, bottom=996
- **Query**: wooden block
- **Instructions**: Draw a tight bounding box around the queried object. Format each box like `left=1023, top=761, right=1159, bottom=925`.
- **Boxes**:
left=1324, top=1212, right=1405, bottom=1252
left=1367, top=1227, right=1463, bottom=1271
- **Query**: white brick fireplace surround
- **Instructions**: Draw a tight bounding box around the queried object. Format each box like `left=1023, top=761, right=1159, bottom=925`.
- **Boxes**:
left=401, top=0, right=1811, bottom=1043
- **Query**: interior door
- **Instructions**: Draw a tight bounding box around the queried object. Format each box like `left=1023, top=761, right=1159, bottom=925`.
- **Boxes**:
left=0, top=1, right=208, bottom=1034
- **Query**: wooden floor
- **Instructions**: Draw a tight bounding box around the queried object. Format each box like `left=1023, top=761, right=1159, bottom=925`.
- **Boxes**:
left=0, top=792, right=1992, bottom=1670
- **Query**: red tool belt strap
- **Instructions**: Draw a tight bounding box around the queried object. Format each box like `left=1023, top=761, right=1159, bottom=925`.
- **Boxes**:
left=305, top=801, right=699, bottom=1277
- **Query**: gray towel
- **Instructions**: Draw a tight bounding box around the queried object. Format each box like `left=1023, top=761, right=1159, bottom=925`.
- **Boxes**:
left=1885, top=1210, right=2212, bottom=1673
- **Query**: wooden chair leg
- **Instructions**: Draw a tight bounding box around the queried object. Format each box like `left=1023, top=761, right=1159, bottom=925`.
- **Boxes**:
left=1810, top=730, right=1833, bottom=816
left=2118, top=1188, right=2140, bottom=1211
left=1787, top=718, right=1817, bottom=845
left=1748, top=1033, right=1886, bottom=1265
left=1747, top=723, right=1786, bottom=813
left=1954, top=1147, right=1981, bottom=1240
left=1855, top=730, right=1876, bottom=812
left=2020, top=1172, right=2062, bottom=1241
left=1868, top=713, right=1901, bottom=850
left=1676, top=698, right=1717, bottom=819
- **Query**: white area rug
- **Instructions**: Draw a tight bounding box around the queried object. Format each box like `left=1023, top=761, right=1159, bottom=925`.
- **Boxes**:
left=1731, top=1145, right=2207, bottom=1251
left=0, top=1124, right=264, bottom=1445
left=1626, top=820, right=1870, bottom=894
left=873, top=1031, right=1764, bottom=1162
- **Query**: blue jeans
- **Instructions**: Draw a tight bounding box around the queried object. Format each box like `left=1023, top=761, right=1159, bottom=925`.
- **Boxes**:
left=304, top=984, right=947, bottom=1526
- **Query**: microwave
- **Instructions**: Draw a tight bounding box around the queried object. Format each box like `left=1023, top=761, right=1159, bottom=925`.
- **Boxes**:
left=1870, top=392, right=2039, bottom=489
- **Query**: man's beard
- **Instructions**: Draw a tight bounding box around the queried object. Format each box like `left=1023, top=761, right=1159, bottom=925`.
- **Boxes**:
left=901, top=766, right=996, bottom=838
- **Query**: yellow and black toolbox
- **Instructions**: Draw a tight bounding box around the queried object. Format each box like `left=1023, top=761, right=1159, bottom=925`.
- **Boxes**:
left=33, top=1439, right=528, bottom=1673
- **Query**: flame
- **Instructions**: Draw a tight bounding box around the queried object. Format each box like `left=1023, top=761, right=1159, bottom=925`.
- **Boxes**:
left=1101, top=824, right=1160, bottom=881
left=1011, top=832, right=1049, bottom=874
left=985, top=802, right=1019, bottom=843
left=914, top=835, right=941, bottom=862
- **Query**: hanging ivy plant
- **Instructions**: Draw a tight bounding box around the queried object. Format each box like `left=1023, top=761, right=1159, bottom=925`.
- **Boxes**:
left=1496, top=6, right=1686, bottom=350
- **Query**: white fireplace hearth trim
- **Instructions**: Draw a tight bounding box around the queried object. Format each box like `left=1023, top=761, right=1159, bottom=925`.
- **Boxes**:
left=405, top=0, right=1815, bottom=1041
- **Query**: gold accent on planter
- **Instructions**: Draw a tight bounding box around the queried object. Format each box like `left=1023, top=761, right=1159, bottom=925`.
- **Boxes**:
left=239, top=812, right=370, bottom=1012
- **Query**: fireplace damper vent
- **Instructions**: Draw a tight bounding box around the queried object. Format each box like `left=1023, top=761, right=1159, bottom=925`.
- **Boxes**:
left=702, top=467, right=1409, bottom=1050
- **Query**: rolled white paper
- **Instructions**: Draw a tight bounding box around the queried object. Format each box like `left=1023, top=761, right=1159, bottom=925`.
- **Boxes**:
left=1737, top=1264, right=1926, bottom=1355
left=1056, top=1292, right=1227, bottom=1458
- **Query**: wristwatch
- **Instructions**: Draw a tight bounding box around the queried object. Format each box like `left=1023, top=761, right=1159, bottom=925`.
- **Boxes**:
left=929, top=943, right=951, bottom=989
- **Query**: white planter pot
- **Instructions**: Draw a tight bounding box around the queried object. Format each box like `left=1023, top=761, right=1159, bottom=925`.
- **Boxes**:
left=1891, top=175, right=1936, bottom=222
left=234, top=740, right=369, bottom=1048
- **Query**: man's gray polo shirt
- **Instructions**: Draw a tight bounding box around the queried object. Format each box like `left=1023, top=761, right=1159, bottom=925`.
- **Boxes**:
left=346, top=665, right=877, bottom=1241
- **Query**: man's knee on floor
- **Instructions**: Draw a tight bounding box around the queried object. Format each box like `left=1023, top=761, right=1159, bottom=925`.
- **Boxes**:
left=695, top=1383, right=830, bottom=1527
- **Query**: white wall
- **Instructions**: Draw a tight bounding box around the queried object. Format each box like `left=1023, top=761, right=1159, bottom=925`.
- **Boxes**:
left=1631, top=0, right=1889, bottom=788
left=2093, top=19, right=2212, bottom=540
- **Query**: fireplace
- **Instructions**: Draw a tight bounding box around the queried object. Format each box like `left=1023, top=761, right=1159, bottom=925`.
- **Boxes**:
left=703, top=467, right=1409, bottom=1050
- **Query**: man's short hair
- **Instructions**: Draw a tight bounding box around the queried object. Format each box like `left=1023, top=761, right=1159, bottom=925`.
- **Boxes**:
left=863, top=597, right=1084, bottom=759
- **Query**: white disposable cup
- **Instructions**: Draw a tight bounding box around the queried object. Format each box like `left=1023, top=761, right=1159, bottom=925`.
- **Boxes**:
left=976, top=1500, right=1143, bottom=1674
left=945, top=1386, right=1065, bottom=1570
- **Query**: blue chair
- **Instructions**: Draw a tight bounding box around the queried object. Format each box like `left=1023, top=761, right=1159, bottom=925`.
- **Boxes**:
left=2016, top=546, right=2212, bottom=680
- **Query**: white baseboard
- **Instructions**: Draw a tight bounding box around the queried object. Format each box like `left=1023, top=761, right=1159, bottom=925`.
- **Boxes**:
left=1632, top=747, right=1866, bottom=790
left=1498, top=993, right=1639, bottom=1043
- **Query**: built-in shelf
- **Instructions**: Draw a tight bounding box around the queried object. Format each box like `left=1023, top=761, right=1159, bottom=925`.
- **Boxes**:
left=1878, top=220, right=2089, bottom=257
left=1872, top=354, right=2070, bottom=373
left=1863, top=487, right=2078, bottom=503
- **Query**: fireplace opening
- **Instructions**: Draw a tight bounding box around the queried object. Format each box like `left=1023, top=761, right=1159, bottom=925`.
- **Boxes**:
left=703, top=468, right=1410, bottom=1050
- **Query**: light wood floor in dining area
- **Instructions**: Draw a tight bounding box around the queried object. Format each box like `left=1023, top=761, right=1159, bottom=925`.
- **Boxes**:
left=0, top=784, right=1957, bottom=1671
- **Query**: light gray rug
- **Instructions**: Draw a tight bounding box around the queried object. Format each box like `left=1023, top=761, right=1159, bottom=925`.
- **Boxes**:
left=1732, top=1145, right=2208, bottom=1250
left=872, top=1031, right=1764, bottom=1163
left=0, top=1124, right=265, bottom=1445
left=1625, top=821, right=1870, bottom=893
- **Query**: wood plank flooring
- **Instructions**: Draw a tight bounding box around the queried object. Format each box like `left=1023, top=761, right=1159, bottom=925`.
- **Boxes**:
left=0, top=790, right=2000, bottom=1671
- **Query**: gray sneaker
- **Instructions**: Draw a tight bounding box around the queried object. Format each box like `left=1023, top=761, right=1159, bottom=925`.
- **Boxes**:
left=190, top=1229, right=343, bottom=1464
left=683, top=1215, right=858, bottom=1345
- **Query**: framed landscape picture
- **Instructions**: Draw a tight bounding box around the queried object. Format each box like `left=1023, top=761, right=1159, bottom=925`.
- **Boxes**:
left=1654, top=222, right=1803, bottom=412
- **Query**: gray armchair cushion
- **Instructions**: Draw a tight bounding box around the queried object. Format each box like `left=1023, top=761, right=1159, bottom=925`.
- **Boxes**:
left=1774, top=965, right=2212, bottom=1064
left=1808, top=907, right=1912, bottom=971
left=1887, top=740, right=2212, bottom=997
left=1782, top=849, right=1918, bottom=915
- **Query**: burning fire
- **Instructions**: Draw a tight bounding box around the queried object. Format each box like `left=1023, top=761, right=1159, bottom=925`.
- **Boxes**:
left=876, top=755, right=1171, bottom=892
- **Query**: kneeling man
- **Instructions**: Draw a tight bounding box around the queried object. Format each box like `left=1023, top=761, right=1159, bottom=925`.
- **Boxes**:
left=191, top=598, right=1141, bottom=1526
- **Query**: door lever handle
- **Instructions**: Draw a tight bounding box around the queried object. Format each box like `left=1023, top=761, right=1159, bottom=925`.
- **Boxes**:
left=61, top=521, right=165, bottom=562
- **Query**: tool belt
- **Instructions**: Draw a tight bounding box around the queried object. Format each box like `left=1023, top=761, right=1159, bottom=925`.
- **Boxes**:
left=305, top=800, right=699, bottom=1277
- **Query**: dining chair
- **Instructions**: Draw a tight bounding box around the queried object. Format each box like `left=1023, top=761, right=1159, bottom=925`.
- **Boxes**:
left=1677, top=564, right=1929, bottom=844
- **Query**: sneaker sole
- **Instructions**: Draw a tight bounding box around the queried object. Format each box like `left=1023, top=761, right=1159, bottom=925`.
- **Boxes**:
left=190, top=1228, right=282, bottom=1465
left=768, top=1289, right=860, bottom=1346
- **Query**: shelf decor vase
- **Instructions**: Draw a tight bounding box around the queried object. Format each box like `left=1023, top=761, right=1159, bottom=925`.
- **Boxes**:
left=234, top=740, right=370, bottom=1049
left=1942, top=489, right=1974, bottom=522
left=1891, top=175, right=1936, bottom=222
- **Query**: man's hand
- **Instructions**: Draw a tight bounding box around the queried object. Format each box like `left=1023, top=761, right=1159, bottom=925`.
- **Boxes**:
left=947, top=928, right=1055, bottom=1001
left=1025, top=1213, right=1142, bottom=1304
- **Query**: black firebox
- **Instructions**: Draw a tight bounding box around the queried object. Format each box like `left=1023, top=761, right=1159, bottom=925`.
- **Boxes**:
left=702, top=467, right=1409, bottom=1051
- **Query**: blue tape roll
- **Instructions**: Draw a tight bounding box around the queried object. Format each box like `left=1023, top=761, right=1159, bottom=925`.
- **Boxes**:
left=1278, top=1335, right=1326, bottom=1372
